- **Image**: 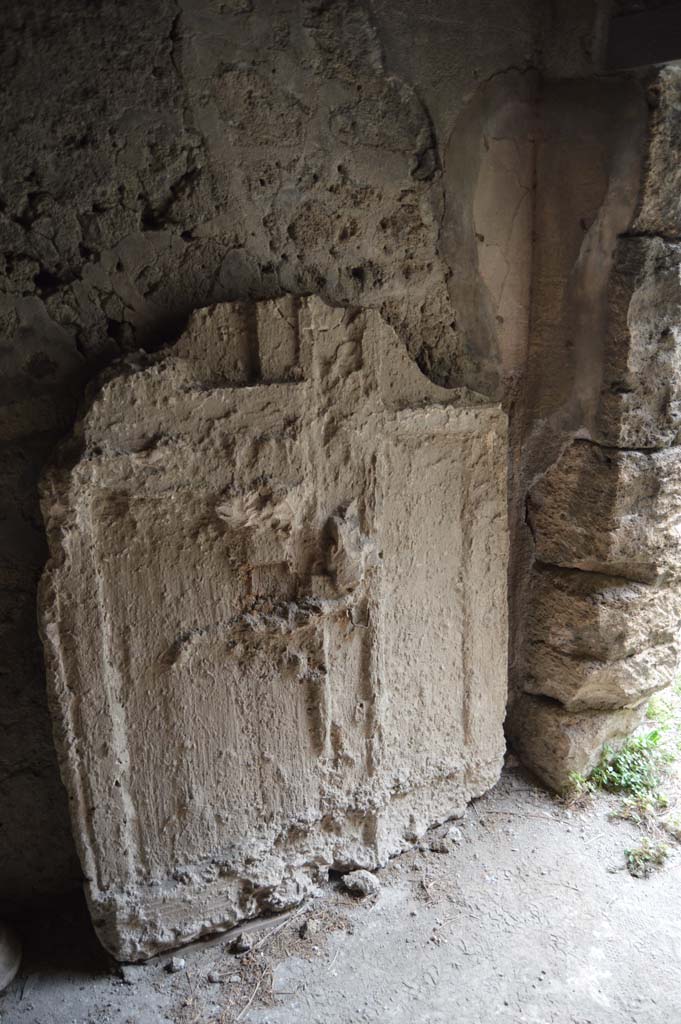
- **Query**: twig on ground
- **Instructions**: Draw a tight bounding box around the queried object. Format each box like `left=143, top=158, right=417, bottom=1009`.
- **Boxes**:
left=482, top=810, right=558, bottom=821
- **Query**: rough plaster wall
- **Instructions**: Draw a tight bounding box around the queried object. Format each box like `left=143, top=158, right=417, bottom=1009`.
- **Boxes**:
left=38, top=296, right=508, bottom=959
left=0, top=0, right=545, bottom=906
left=0, top=0, right=548, bottom=905
left=0, top=0, right=624, bottom=902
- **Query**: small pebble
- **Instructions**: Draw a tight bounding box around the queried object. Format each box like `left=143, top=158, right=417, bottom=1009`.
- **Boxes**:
left=430, top=838, right=450, bottom=854
left=166, top=956, right=186, bottom=974
left=299, top=918, right=320, bottom=939
left=342, top=869, right=381, bottom=897
left=207, top=971, right=221, bottom=984
left=229, top=973, right=242, bottom=984
left=233, top=933, right=252, bottom=953
left=119, top=965, right=144, bottom=986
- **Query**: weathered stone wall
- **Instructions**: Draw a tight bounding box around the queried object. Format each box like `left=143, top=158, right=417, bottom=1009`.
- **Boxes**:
left=0, top=0, right=544, bottom=907
left=509, top=67, right=681, bottom=789
left=3, top=0, right=660, bottom=908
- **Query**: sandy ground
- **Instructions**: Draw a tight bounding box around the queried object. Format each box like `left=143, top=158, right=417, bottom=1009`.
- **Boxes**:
left=2, top=759, right=680, bottom=1024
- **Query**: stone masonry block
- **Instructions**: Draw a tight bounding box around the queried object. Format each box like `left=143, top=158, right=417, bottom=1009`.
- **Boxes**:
left=528, top=440, right=681, bottom=585
left=507, top=694, right=647, bottom=793
left=39, top=296, right=508, bottom=960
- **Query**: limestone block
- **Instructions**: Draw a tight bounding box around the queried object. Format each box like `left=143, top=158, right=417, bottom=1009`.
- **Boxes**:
left=507, top=694, right=647, bottom=793
left=632, top=66, right=681, bottom=239
left=525, top=566, right=681, bottom=709
left=39, top=296, right=508, bottom=961
left=525, top=643, right=679, bottom=712
left=528, top=440, right=681, bottom=584
left=528, top=566, right=681, bottom=661
left=596, top=237, right=681, bottom=449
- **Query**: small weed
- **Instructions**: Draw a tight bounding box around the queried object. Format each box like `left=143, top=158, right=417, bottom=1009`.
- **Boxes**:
left=611, top=792, right=669, bottom=828
left=589, top=730, right=670, bottom=797
left=573, top=686, right=681, bottom=878
left=624, top=838, right=669, bottom=878
left=564, top=770, right=595, bottom=804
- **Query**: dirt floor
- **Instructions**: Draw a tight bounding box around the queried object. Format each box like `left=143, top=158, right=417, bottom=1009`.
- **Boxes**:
left=2, top=757, right=680, bottom=1024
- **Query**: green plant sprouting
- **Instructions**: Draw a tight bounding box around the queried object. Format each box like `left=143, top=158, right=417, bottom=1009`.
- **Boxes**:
left=624, top=838, right=669, bottom=879
left=564, top=682, right=681, bottom=878
left=589, top=729, right=671, bottom=797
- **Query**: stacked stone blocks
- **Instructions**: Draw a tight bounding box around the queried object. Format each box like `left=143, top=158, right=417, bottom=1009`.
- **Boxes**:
left=511, top=69, right=681, bottom=790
